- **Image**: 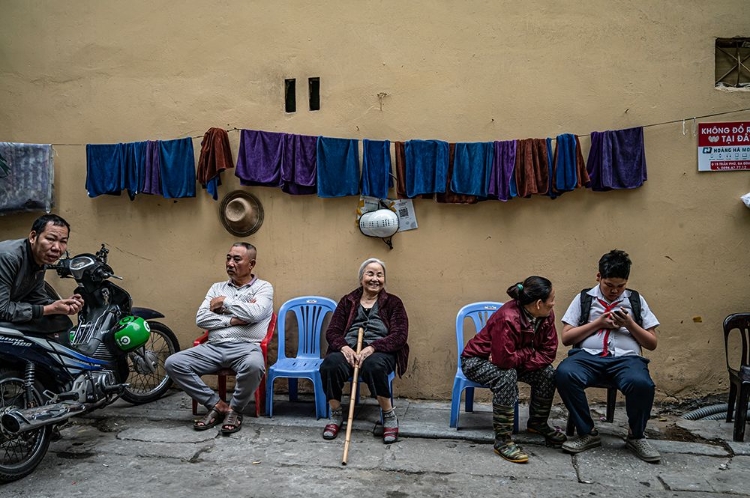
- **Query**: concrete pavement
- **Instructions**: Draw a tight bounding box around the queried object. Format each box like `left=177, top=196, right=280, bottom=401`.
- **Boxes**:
left=2, top=390, right=749, bottom=497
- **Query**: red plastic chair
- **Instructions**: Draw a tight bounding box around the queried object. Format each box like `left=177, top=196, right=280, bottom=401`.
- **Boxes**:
left=191, top=313, right=277, bottom=418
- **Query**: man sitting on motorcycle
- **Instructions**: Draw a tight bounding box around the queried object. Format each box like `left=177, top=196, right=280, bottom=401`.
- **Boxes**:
left=0, top=214, right=84, bottom=333
left=165, top=242, right=274, bottom=435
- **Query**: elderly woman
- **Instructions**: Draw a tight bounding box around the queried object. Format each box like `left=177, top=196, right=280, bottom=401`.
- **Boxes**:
left=319, top=258, right=409, bottom=444
left=461, top=276, right=565, bottom=464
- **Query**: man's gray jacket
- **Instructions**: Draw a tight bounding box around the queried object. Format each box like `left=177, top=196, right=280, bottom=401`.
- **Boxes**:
left=0, top=238, right=53, bottom=322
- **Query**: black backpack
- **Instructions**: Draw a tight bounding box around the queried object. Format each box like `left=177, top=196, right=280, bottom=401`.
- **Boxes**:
left=577, top=288, right=643, bottom=327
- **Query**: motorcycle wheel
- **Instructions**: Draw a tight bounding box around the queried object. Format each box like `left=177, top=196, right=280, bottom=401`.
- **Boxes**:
left=0, top=369, right=52, bottom=483
left=120, top=321, right=180, bottom=405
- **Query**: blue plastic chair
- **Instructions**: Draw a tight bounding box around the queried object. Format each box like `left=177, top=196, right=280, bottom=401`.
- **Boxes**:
left=450, top=301, right=518, bottom=433
left=266, top=296, right=337, bottom=419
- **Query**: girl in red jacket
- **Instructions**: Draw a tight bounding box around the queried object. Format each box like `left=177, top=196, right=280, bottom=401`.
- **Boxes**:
left=461, top=276, right=565, bottom=463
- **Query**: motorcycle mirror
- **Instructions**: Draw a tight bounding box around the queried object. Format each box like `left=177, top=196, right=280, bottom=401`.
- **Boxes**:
left=96, top=244, right=109, bottom=263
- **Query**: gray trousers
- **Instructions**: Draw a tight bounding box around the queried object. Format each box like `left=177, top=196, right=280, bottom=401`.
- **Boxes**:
left=164, top=341, right=264, bottom=412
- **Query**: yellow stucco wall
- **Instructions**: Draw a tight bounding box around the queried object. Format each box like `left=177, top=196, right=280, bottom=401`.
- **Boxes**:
left=1, top=1, right=750, bottom=402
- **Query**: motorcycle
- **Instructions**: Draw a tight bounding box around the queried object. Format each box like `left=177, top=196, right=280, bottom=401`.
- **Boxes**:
left=0, top=244, right=180, bottom=482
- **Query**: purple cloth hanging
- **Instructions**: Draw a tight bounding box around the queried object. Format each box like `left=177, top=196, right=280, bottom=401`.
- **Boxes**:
left=488, top=140, right=517, bottom=201
left=143, top=140, right=161, bottom=195
left=281, top=134, right=317, bottom=195
left=235, top=130, right=284, bottom=187
left=587, top=127, right=647, bottom=191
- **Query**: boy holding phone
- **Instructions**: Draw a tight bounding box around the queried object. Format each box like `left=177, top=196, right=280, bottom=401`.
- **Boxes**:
left=555, top=249, right=661, bottom=462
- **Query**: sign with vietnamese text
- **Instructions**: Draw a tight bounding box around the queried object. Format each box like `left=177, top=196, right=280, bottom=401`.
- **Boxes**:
left=698, top=122, right=750, bottom=171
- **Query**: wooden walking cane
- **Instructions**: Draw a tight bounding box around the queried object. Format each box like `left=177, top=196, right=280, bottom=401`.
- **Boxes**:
left=342, top=326, right=364, bottom=466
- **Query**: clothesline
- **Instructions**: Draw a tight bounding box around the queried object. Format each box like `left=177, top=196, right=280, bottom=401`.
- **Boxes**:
left=46, top=106, right=750, bottom=147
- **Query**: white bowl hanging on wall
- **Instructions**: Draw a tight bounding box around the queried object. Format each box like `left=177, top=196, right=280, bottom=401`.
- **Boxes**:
left=359, top=208, right=399, bottom=249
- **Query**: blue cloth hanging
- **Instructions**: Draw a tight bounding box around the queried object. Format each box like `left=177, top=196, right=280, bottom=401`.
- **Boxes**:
left=158, top=137, right=196, bottom=198
left=316, top=137, right=360, bottom=198
left=404, top=139, right=449, bottom=197
left=450, top=142, right=494, bottom=197
left=124, top=141, right=148, bottom=200
left=552, top=134, right=580, bottom=193
left=361, top=139, right=392, bottom=199
left=86, top=143, right=124, bottom=197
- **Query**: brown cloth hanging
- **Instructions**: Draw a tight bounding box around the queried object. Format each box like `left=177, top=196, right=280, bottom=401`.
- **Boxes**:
left=514, top=139, right=549, bottom=197
left=197, top=127, right=234, bottom=188
left=573, top=136, right=590, bottom=188
left=436, top=143, right=479, bottom=204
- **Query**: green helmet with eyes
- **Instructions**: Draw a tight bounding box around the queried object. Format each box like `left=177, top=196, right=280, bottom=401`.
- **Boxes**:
left=114, top=316, right=150, bottom=351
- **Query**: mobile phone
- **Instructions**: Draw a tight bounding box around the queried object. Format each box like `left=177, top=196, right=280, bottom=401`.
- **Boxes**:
left=612, top=308, right=628, bottom=319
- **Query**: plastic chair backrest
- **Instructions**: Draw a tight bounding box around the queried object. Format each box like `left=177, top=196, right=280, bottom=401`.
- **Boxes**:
left=276, top=296, right=338, bottom=361
left=724, top=313, right=750, bottom=372
left=455, top=301, right=504, bottom=359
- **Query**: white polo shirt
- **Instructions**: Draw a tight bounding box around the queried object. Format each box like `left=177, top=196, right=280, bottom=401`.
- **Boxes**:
left=561, top=286, right=659, bottom=357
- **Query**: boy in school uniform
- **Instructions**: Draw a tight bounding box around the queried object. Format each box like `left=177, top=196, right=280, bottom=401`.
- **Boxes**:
left=555, top=249, right=661, bottom=463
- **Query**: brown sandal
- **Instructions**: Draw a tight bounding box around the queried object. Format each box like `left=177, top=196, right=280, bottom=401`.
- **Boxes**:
left=194, top=407, right=224, bottom=431
left=221, top=410, right=243, bottom=435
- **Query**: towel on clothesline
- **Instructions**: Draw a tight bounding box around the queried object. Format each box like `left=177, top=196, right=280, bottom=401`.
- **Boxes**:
left=552, top=134, right=588, bottom=195
left=123, top=141, right=148, bottom=200
left=235, top=130, right=317, bottom=195
left=488, top=140, right=517, bottom=202
left=282, top=133, right=317, bottom=195
left=514, top=139, right=549, bottom=197
left=436, top=143, right=478, bottom=204
left=236, top=129, right=284, bottom=188
left=361, top=139, right=392, bottom=199
left=587, top=127, right=647, bottom=191
left=394, top=141, right=408, bottom=199
left=143, top=141, right=161, bottom=195
left=394, top=141, right=432, bottom=200
left=404, top=139, right=449, bottom=198
left=0, top=142, right=54, bottom=214
left=316, top=136, right=359, bottom=198
left=450, top=142, right=494, bottom=197
left=197, top=127, right=234, bottom=200
left=158, top=137, right=196, bottom=198
left=86, top=142, right=146, bottom=199
left=86, top=143, right=123, bottom=198
left=546, top=138, right=558, bottom=199
left=87, top=138, right=194, bottom=199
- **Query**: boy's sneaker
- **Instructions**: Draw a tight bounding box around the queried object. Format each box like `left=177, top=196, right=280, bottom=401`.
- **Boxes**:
left=625, top=437, right=661, bottom=463
left=561, top=430, right=601, bottom=454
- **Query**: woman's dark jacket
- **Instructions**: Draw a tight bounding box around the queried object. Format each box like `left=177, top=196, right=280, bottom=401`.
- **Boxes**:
left=325, top=287, right=409, bottom=377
